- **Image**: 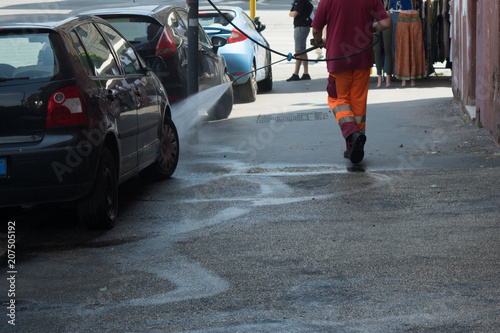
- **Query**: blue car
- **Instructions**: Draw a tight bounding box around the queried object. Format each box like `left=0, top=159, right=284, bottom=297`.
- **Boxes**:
left=199, top=6, right=272, bottom=102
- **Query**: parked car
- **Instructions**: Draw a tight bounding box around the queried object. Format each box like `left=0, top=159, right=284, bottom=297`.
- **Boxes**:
left=0, top=14, right=179, bottom=230
left=79, top=4, right=234, bottom=120
left=199, top=6, right=273, bottom=102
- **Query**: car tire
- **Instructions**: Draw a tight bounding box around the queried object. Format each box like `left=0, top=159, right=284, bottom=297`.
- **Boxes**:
left=140, top=116, right=179, bottom=180
left=77, top=146, right=118, bottom=230
left=208, top=72, right=234, bottom=120
left=257, top=60, right=273, bottom=92
left=236, top=63, right=257, bottom=103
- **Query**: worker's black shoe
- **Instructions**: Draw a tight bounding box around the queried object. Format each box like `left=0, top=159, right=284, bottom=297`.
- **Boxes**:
left=286, top=74, right=300, bottom=82
left=301, top=74, right=311, bottom=80
left=346, top=131, right=366, bottom=164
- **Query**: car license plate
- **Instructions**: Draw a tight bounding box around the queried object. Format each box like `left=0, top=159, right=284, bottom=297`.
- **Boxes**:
left=0, top=158, right=6, bottom=176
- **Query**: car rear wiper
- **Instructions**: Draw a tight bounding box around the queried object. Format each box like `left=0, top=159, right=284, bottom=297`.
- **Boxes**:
left=0, top=77, right=30, bottom=82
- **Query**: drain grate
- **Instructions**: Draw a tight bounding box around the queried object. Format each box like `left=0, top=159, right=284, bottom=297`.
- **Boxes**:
left=256, top=112, right=329, bottom=123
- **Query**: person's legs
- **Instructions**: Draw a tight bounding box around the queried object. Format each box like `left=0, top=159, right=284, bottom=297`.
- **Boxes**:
left=287, top=27, right=303, bottom=81
left=327, top=70, right=369, bottom=163
left=328, top=71, right=357, bottom=139
left=349, top=69, right=370, bottom=132
left=390, top=11, right=399, bottom=77
left=382, top=27, right=393, bottom=87
left=374, top=31, right=383, bottom=87
left=298, top=26, right=310, bottom=78
left=302, top=53, right=309, bottom=76
left=294, top=56, right=302, bottom=75
left=346, top=69, right=369, bottom=163
left=288, top=26, right=310, bottom=81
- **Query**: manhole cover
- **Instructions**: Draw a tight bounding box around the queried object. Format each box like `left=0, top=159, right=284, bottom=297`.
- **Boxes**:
left=256, top=112, right=329, bottom=123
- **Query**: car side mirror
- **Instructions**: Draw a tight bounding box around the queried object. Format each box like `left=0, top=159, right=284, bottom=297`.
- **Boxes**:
left=254, top=17, right=266, bottom=32
left=211, top=36, right=227, bottom=53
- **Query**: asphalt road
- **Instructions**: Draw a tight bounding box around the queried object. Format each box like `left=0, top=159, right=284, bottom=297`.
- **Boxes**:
left=1, top=1, right=500, bottom=332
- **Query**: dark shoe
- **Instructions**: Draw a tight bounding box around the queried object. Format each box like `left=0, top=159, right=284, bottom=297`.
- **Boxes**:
left=348, top=131, right=366, bottom=164
left=343, top=150, right=350, bottom=159
left=301, top=74, right=311, bottom=80
left=286, top=74, right=300, bottom=82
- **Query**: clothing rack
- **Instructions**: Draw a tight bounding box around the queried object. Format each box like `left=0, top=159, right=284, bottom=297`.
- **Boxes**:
left=420, top=0, right=452, bottom=74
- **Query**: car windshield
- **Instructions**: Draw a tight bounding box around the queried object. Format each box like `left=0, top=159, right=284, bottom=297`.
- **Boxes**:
left=0, top=32, right=59, bottom=81
left=198, top=11, right=235, bottom=27
left=103, top=17, right=162, bottom=46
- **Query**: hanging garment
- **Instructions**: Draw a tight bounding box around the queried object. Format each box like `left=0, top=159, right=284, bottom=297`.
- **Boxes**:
left=394, top=12, right=427, bottom=80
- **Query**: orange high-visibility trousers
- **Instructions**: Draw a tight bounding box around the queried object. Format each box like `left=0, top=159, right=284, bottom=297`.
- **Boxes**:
left=327, top=69, right=370, bottom=139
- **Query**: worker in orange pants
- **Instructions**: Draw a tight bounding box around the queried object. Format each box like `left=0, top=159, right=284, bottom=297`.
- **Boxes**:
left=311, top=0, right=391, bottom=163
left=327, top=69, right=370, bottom=163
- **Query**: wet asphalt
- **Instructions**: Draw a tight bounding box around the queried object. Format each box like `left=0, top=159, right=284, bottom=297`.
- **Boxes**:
left=1, top=1, right=500, bottom=332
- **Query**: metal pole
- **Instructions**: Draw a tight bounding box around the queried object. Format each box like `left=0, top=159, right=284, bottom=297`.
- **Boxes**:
left=250, top=0, right=256, bottom=20
left=187, top=0, right=199, bottom=96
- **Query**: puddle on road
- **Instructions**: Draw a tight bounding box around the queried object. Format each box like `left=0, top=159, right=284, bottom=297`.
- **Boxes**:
left=245, top=165, right=347, bottom=175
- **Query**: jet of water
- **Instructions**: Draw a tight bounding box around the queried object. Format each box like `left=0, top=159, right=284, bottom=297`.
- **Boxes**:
left=171, top=82, right=233, bottom=147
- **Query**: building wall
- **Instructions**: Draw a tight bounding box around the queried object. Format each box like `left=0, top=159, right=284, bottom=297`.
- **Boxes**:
left=451, top=0, right=500, bottom=144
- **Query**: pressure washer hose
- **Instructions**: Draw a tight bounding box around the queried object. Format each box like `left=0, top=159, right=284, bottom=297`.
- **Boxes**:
left=205, top=0, right=380, bottom=81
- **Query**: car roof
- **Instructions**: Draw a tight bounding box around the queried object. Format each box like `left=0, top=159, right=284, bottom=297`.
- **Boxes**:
left=0, top=13, right=72, bottom=29
left=0, top=14, right=110, bottom=31
left=75, top=4, right=180, bottom=18
left=199, top=6, right=243, bottom=13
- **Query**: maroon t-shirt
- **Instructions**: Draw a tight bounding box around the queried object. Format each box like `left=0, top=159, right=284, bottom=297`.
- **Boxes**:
left=312, top=0, right=389, bottom=73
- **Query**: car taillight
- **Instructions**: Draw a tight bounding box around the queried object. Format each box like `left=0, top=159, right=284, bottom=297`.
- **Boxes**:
left=46, top=85, right=86, bottom=128
left=227, top=28, right=247, bottom=43
left=156, top=27, right=177, bottom=57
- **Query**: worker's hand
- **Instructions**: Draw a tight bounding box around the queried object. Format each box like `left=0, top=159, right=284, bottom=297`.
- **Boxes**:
left=310, top=38, right=326, bottom=48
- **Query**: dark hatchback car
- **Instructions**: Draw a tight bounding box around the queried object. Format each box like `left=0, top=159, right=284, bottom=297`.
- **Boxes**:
left=0, top=15, right=179, bottom=229
left=80, top=4, right=234, bottom=120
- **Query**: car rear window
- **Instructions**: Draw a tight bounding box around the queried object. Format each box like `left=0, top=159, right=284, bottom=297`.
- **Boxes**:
left=198, top=11, right=235, bottom=27
left=0, top=32, right=60, bottom=81
left=103, top=16, right=162, bottom=46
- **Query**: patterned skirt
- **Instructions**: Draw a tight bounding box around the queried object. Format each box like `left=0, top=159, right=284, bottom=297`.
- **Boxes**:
left=394, top=12, right=426, bottom=80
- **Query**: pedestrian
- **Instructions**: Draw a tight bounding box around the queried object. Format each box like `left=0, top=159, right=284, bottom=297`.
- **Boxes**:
left=287, top=0, right=314, bottom=81
left=374, top=0, right=393, bottom=88
left=311, top=0, right=391, bottom=163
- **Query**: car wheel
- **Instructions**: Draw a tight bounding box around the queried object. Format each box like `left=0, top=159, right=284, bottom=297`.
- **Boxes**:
left=236, top=63, right=257, bottom=103
left=140, top=116, right=179, bottom=180
left=257, top=61, right=273, bottom=92
left=207, top=72, right=234, bottom=120
left=77, top=146, right=118, bottom=230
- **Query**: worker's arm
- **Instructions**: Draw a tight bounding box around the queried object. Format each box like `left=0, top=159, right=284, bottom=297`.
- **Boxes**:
left=289, top=11, right=299, bottom=18
left=373, top=17, right=392, bottom=32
